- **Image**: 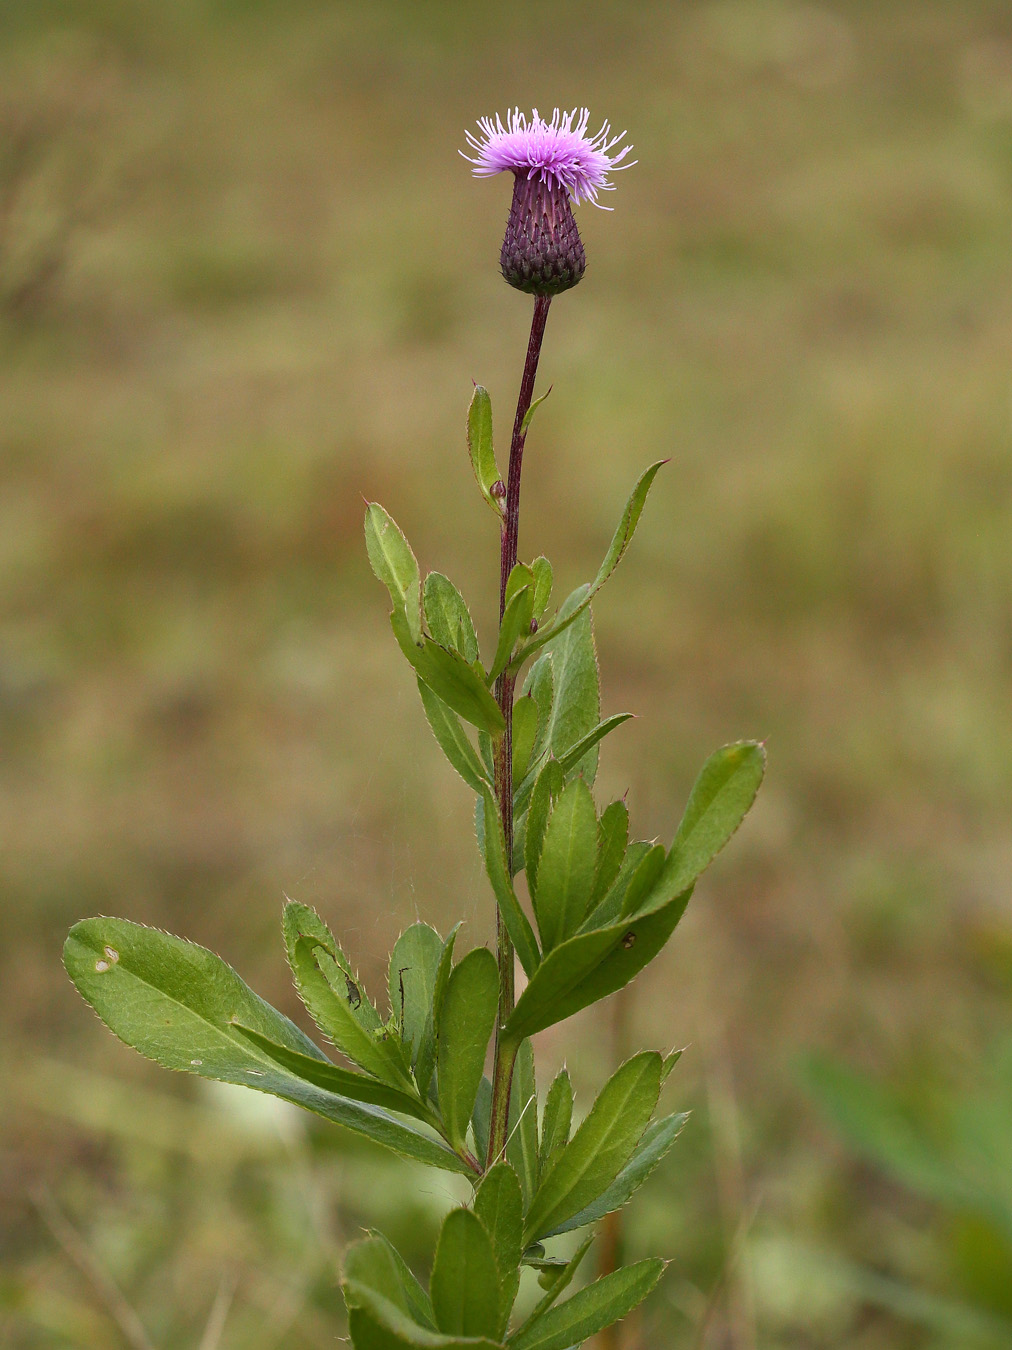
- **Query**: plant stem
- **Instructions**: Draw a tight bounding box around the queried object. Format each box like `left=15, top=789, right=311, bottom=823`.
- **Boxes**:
left=487, top=292, right=551, bottom=1167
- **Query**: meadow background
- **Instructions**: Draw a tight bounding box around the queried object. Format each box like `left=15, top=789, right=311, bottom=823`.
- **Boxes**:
left=3, top=1, right=1012, bottom=1346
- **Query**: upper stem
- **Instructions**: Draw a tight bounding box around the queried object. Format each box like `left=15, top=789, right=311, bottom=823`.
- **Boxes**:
left=487, top=293, right=551, bottom=1167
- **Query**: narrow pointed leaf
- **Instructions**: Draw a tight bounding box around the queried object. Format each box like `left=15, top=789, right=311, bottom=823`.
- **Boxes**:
left=430, top=1208, right=501, bottom=1340
left=591, top=801, right=629, bottom=911
left=523, top=1052, right=662, bottom=1244
left=474, top=1162, right=524, bottom=1283
left=523, top=760, right=564, bottom=896
left=542, top=1112, right=690, bottom=1237
left=65, top=918, right=471, bottom=1175
left=419, top=679, right=491, bottom=793
left=659, top=740, right=766, bottom=896
left=415, top=923, right=460, bottom=1099
left=554, top=714, right=632, bottom=781
left=539, top=1068, right=573, bottom=1178
left=480, top=789, right=540, bottom=978
left=438, top=947, right=499, bottom=1152
left=511, top=695, right=539, bottom=784
left=519, top=387, right=552, bottom=435
left=618, top=844, right=667, bottom=920
left=468, top=385, right=503, bottom=517
left=424, top=573, right=479, bottom=663
left=389, top=923, right=444, bottom=1070
left=365, top=503, right=422, bottom=643
left=532, top=778, right=598, bottom=952
left=505, top=1040, right=539, bottom=1206
left=508, top=1259, right=664, bottom=1350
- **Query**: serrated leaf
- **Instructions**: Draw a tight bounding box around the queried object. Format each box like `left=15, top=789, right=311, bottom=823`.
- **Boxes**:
left=532, top=778, right=598, bottom=952
left=505, top=887, right=692, bottom=1041
left=430, top=1209, right=501, bottom=1340
left=523, top=760, right=564, bottom=896
left=474, top=1161, right=524, bottom=1293
left=366, top=503, right=422, bottom=644
left=523, top=1053, right=662, bottom=1244
left=438, top=947, right=499, bottom=1153
left=479, top=789, right=540, bottom=978
left=424, top=573, right=479, bottom=664
left=415, top=924, right=460, bottom=1099
left=281, top=903, right=414, bottom=1090
left=64, top=918, right=471, bottom=1175
left=511, top=696, right=539, bottom=784
left=591, top=801, right=629, bottom=912
left=419, top=680, right=491, bottom=794
left=538, top=1068, right=573, bottom=1179
left=468, top=386, right=503, bottom=517
left=530, top=557, right=553, bottom=620
left=542, top=1112, right=689, bottom=1237
left=508, top=1258, right=664, bottom=1350
left=489, top=579, right=534, bottom=684
left=389, top=923, right=444, bottom=1071
left=505, top=1040, right=539, bottom=1207
left=658, top=741, right=765, bottom=896
left=233, top=1024, right=430, bottom=1121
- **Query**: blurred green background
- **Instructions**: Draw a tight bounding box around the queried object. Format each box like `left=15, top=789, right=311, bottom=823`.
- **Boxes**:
left=3, top=1, right=1012, bottom=1346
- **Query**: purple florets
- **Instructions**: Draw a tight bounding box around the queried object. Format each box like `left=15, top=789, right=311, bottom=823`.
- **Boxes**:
left=463, top=107, right=633, bottom=208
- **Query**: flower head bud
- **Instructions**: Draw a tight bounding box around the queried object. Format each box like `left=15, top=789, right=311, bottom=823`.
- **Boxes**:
left=463, top=107, right=633, bottom=297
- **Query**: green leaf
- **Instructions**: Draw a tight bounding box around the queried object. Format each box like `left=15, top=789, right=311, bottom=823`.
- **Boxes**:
left=538, top=1068, right=573, bottom=1179
left=511, top=1236, right=592, bottom=1339
left=282, top=903, right=413, bottom=1090
left=531, top=778, right=598, bottom=952
left=430, top=1209, right=501, bottom=1340
left=554, top=714, right=632, bottom=782
left=530, top=557, right=553, bottom=621
left=489, top=574, right=534, bottom=683
left=542, top=1112, right=689, bottom=1238
left=659, top=741, right=765, bottom=897
left=523, top=760, right=564, bottom=896
left=511, top=696, right=539, bottom=784
left=468, top=385, right=503, bottom=517
left=415, top=924, right=460, bottom=1100
left=474, top=1161, right=524, bottom=1295
left=479, top=789, right=540, bottom=979
left=506, top=887, right=693, bottom=1041
left=389, top=923, right=444, bottom=1071
left=505, top=1040, right=539, bottom=1207
left=438, top=947, right=499, bottom=1153
left=424, top=573, right=479, bottom=664
left=413, top=637, right=506, bottom=735
left=542, top=602, right=601, bottom=783
left=64, top=918, right=471, bottom=1175
left=523, top=1053, right=662, bottom=1244
left=366, top=1231, right=437, bottom=1331
left=345, top=1235, right=436, bottom=1331
left=617, top=844, right=667, bottom=920
left=419, top=680, right=491, bottom=794
left=233, top=1024, right=429, bottom=1121
left=525, top=655, right=554, bottom=758
left=519, top=387, right=552, bottom=436
left=513, top=463, right=664, bottom=667
left=591, top=801, right=629, bottom=912
left=365, top=503, right=422, bottom=644
left=507, top=1259, right=664, bottom=1350
left=582, top=841, right=651, bottom=929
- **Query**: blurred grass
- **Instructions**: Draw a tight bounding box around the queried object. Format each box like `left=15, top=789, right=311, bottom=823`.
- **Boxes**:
left=2, top=0, right=1012, bottom=1345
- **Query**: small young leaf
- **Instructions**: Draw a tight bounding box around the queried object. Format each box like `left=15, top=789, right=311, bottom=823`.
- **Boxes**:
left=530, top=557, right=553, bottom=620
left=523, top=1053, right=662, bottom=1245
left=437, top=947, right=499, bottom=1152
left=418, top=679, right=491, bottom=794
left=523, top=760, right=564, bottom=896
left=430, top=1209, right=501, bottom=1340
left=365, top=503, right=422, bottom=644
left=508, top=1258, right=664, bottom=1350
left=468, top=385, right=503, bottom=517
left=489, top=580, right=534, bottom=684
left=505, top=1040, right=539, bottom=1207
left=65, top=918, right=471, bottom=1175
left=659, top=740, right=766, bottom=896
left=511, top=696, right=539, bottom=784
left=389, top=923, right=444, bottom=1070
left=415, top=923, right=460, bottom=1099
left=519, top=387, right=552, bottom=436
left=474, top=1161, right=524, bottom=1285
left=544, top=1111, right=690, bottom=1237
left=479, top=789, right=540, bottom=978
left=531, top=778, right=598, bottom=952
left=591, top=801, right=629, bottom=911
left=538, top=1068, right=573, bottom=1179
left=423, top=573, right=479, bottom=664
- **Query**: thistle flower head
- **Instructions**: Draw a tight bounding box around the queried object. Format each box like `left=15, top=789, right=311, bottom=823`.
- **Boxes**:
left=463, top=107, right=634, bottom=296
